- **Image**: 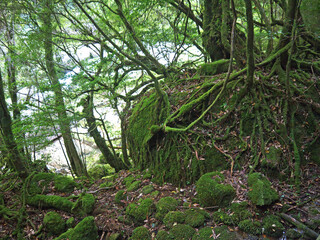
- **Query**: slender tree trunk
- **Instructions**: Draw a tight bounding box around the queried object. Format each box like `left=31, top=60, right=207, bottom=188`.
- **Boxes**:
left=82, top=94, right=128, bottom=172
left=245, top=0, right=255, bottom=88
left=0, top=70, right=28, bottom=178
left=42, top=0, right=87, bottom=177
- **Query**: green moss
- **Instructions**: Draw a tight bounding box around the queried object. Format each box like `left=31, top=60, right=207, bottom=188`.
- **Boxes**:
left=248, top=173, right=279, bottom=206
left=141, top=185, right=154, bottom=195
left=212, top=210, right=233, bottom=225
left=43, top=211, right=66, bottom=235
left=127, top=180, right=141, bottom=192
left=108, top=233, right=120, bottom=240
left=262, top=215, right=284, bottom=238
left=169, top=224, right=196, bottom=239
left=156, top=230, right=172, bottom=240
left=54, top=175, right=77, bottom=193
left=72, top=193, right=95, bottom=216
left=150, top=190, right=160, bottom=198
left=28, top=173, right=55, bottom=195
left=163, top=211, right=185, bottom=228
left=204, top=147, right=228, bottom=171
left=142, top=173, right=152, bottom=180
left=196, top=172, right=235, bottom=207
left=27, top=194, right=74, bottom=212
left=230, top=202, right=252, bottom=224
left=88, top=164, right=110, bottom=179
left=100, top=181, right=114, bottom=188
left=123, top=175, right=136, bottom=188
left=192, top=227, right=213, bottom=240
left=115, top=190, right=127, bottom=205
left=54, top=216, right=98, bottom=240
left=184, top=209, right=205, bottom=227
left=155, top=197, right=179, bottom=220
left=130, top=226, right=151, bottom=240
left=198, top=60, right=229, bottom=76
left=238, top=219, right=262, bottom=235
left=126, top=198, right=154, bottom=224
left=213, top=225, right=239, bottom=240
left=66, top=217, right=75, bottom=228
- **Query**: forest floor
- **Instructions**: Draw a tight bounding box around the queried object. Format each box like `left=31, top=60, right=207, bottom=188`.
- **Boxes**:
left=0, top=163, right=320, bottom=240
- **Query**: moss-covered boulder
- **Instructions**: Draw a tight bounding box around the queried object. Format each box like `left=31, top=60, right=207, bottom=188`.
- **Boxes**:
left=192, top=227, right=213, bottom=240
left=196, top=172, right=235, bottom=207
left=248, top=173, right=279, bottom=206
left=88, top=164, right=110, bottom=179
left=262, top=215, right=284, bottom=238
left=127, top=180, right=141, bottom=192
left=43, top=211, right=66, bottom=235
left=163, top=211, right=185, bottom=228
left=66, top=217, right=75, bottom=228
left=27, top=194, right=74, bottom=212
left=54, top=175, right=77, bottom=193
left=126, top=198, right=154, bottom=224
left=130, top=226, right=151, bottom=240
left=155, top=197, right=179, bottom=220
left=212, top=210, right=233, bottom=225
left=72, top=193, right=95, bottom=216
left=54, top=216, right=98, bottom=240
left=230, top=202, right=252, bottom=224
left=156, top=230, right=172, bottom=240
left=184, top=209, right=205, bottom=227
left=169, top=224, right=196, bottom=239
left=198, top=59, right=229, bottom=76
left=213, top=225, right=240, bottom=240
left=141, top=185, right=154, bottom=195
left=238, top=219, right=262, bottom=235
left=114, top=190, right=127, bottom=205
left=28, top=173, right=55, bottom=195
left=286, top=228, right=302, bottom=239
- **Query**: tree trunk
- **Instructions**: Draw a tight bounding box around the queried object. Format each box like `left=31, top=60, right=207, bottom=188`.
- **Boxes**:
left=245, top=0, right=255, bottom=89
left=0, top=70, right=28, bottom=178
left=42, top=0, right=87, bottom=177
left=82, top=94, right=128, bottom=172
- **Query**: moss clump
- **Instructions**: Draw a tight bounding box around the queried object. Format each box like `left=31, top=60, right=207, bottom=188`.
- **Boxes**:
left=54, top=216, right=98, bottom=240
left=185, top=209, right=205, bottom=227
left=142, top=172, right=152, bottom=180
left=99, top=181, right=113, bottom=188
left=54, top=175, right=77, bottom=193
left=156, top=230, right=172, bottom=240
left=130, top=226, right=151, bottom=240
left=66, top=217, right=75, bottom=228
left=43, top=211, right=66, bottom=235
left=88, top=164, right=110, bottom=179
left=196, top=172, right=235, bottom=207
left=27, top=194, right=74, bottom=212
left=150, top=190, right=160, bottom=198
left=230, top=202, right=252, bottom=224
left=126, top=198, right=154, bottom=224
left=155, top=197, right=179, bottom=220
left=127, top=180, right=141, bottom=192
left=72, top=193, right=95, bottom=216
left=141, top=185, right=154, bottom=195
left=163, top=211, right=185, bottom=228
left=198, top=59, right=229, bottom=76
left=238, top=219, right=262, bottom=235
left=248, top=173, right=279, bottom=206
left=115, top=190, right=127, bottom=205
left=192, top=227, right=213, bottom=240
left=169, top=224, right=196, bottom=239
left=28, top=173, right=55, bottom=195
left=212, top=210, right=233, bottom=225
left=286, top=228, right=302, bottom=239
left=262, top=215, right=284, bottom=238
left=213, top=225, right=239, bottom=240
left=123, top=175, right=136, bottom=188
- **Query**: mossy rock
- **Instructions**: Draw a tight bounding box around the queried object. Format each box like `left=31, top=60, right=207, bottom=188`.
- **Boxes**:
left=198, top=59, right=229, bottom=76
left=248, top=173, right=279, bottom=206
left=141, top=185, right=154, bottom=195
left=156, top=230, right=172, bottom=240
left=43, top=211, right=66, bottom=235
left=88, top=164, right=111, bottom=179
left=66, top=217, right=75, bottom=228
left=155, top=197, right=179, bottom=220
left=213, top=225, right=240, bottom=240
left=184, top=209, right=205, bottom=227
left=196, top=172, right=235, bottom=207
left=150, top=190, right=160, bottom=198
left=54, top=216, right=98, bottom=240
left=72, top=193, right=95, bottom=216
left=123, top=175, right=136, bottom=188
left=169, top=224, right=196, bottom=239
left=28, top=173, right=55, bottom=195
left=163, top=211, right=185, bottom=228
left=230, top=202, right=252, bottom=224
left=127, top=180, right=141, bottom=192
left=192, top=226, right=239, bottom=240
left=130, top=226, right=151, bottom=240
left=115, top=190, right=127, bottom=205
left=107, top=233, right=121, bottom=240
left=126, top=198, right=154, bottom=224
left=192, top=227, right=213, bottom=240
left=286, top=228, right=302, bottom=239
left=27, top=194, right=74, bottom=212
left=54, top=175, right=77, bottom=193
left=262, top=215, right=284, bottom=238
left=238, top=219, right=262, bottom=235
left=212, top=210, right=233, bottom=225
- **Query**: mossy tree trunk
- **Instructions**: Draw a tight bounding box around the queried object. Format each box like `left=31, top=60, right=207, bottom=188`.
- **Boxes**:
left=245, top=0, right=255, bottom=89
left=0, top=70, right=29, bottom=178
left=42, top=0, right=87, bottom=177
left=82, top=94, right=129, bottom=172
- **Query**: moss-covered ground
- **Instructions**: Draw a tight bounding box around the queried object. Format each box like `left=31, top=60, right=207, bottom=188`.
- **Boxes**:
left=0, top=168, right=320, bottom=239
